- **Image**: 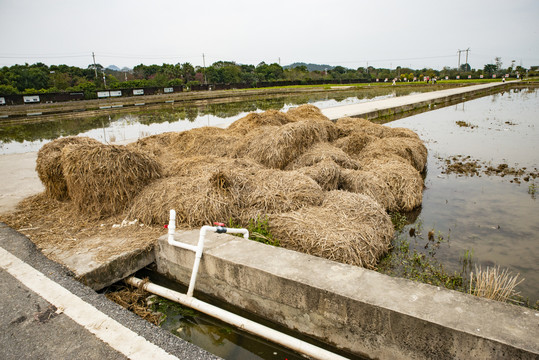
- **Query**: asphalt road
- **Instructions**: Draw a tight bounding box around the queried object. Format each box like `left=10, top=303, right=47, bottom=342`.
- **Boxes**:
left=0, top=222, right=221, bottom=360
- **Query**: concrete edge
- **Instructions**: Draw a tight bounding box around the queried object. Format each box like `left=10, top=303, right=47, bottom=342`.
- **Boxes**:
left=75, top=245, right=156, bottom=291
left=155, top=230, right=539, bottom=360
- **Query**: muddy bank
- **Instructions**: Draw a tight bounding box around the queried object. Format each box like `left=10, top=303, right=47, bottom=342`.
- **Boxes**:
left=439, top=154, right=539, bottom=184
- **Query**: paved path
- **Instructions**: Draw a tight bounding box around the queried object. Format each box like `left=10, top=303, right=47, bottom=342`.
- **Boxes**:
left=0, top=223, right=220, bottom=360
left=320, top=81, right=510, bottom=120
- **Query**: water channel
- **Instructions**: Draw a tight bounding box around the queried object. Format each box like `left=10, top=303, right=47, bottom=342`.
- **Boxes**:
left=0, top=86, right=437, bottom=154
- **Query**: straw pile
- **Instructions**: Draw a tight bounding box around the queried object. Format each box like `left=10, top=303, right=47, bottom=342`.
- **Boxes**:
left=333, top=132, right=377, bottom=157
left=285, top=142, right=359, bottom=170
left=339, top=169, right=397, bottom=211
left=128, top=173, right=240, bottom=227
left=235, top=120, right=338, bottom=169
left=227, top=109, right=294, bottom=135
left=239, top=169, right=324, bottom=218
left=61, top=143, right=162, bottom=218
left=21, top=104, right=429, bottom=271
left=36, top=136, right=101, bottom=200
left=335, top=117, right=391, bottom=138
left=287, top=104, right=333, bottom=123
left=166, top=126, right=240, bottom=158
left=360, top=158, right=424, bottom=211
left=296, top=159, right=342, bottom=191
left=269, top=191, right=393, bottom=269
left=358, top=137, right=428, bottom=172
left=127, top=162, right=324, bottom=226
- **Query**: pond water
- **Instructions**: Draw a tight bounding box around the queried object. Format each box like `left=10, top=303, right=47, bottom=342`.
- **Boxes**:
left=385, top=87, right=538, bottom=303
left=0, top=87, right=436, bottom=155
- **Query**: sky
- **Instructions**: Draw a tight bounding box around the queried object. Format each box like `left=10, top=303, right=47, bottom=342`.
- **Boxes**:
left=1, top=0, right=538, bottom=71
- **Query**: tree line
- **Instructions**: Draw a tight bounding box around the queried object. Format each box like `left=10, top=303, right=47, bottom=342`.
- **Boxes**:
left=0, top=59, right=534, bottom=96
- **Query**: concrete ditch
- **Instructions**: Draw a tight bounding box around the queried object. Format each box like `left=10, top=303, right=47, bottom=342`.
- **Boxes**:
left=154, top=230, right=538, bottom=360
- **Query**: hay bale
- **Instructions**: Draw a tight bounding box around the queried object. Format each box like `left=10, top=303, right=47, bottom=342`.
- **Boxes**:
left=169, top=155, right=262, bottom=177
left=296, top=159, right=342, bottom=191
left=240, top=169, right=324, bottom=215
left=167, top=126, right=240, bottom=159
left=361, top=158, right=424, bottom=211
left=235, top=120, right=337, bottom=169
left=335, top=117, right=391, bottom=138
left=126, top=132, right=177, bottom=161
left=332, top=132, right=377, bottom=158
left=269, top=191, right=393, bottom=269
left=339, top=169, right=398, bottom=211
left=287, top=104, right=330, bottom=123
left=358, top=136, right=428, bottom=172
left=61, top=143, right=162, bottom=218
left=387, top=127, right=421, bottom=140
left=36, top=136, right=102, bottom=201
left=128, top=172, right=240, bottom=227
left=227, top=110, right=293, bottom=135
left=285, top=142, right=359, bottom=170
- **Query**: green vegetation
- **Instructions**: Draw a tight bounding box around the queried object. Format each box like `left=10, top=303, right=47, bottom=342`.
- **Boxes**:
left=529, top=183, right=537, bottom=199
left=378, top=221, right=467, bottom=291
left=227, top=216, right=279, bottom=246
left=1, top=56, right=535, bottom=97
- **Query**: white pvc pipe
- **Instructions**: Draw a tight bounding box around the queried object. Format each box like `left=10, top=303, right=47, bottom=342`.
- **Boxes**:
left=126, top=276, right=349, bottom=360
left=166, top=210, right=250, bottom=297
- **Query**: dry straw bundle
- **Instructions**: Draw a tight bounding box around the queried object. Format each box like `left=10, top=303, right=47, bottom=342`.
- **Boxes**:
left=36, top=136, right=101, bottom=200
left=335, top=117, right=391, bottom=138
left=332, top=132, right=377, bottom=158
left=359, top=158, right=424, bottom=211
left=296, top=159, right=342, bottom=191
left=169, top=155, right=262, bottom=177
left=339, top=169, right=398, bottom=211
left=166, top=126, right=240, bottom=159
left=235, top=120, right=338, bottom=169
left=239, top=169, right=324, bottom=216
left=287, top=104, right=332, bottom=123
left=23, top=104, right=429, bottom=271
left=128, top=173, right=240, bottom=227
left=285, top=142, right=359, bottom=170
left=358, top=137, right=428, bottom=172
left=61, top=143, right=162, bottom=218
left=227, top=109, right=294, bottom=135
left=469, top=265, right=524, bottom=303
left=269, top=191, right=393, bottom=269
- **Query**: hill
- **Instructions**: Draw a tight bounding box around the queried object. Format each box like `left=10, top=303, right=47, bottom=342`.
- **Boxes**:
left=284, top=62, right=335, bottom=71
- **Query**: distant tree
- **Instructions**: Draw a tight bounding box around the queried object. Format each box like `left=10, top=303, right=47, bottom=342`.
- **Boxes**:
left=181, top=63, right=195, bottom=82
left=483, top=64, right=497, bottom=76
left=494, top=57, right=503, bottom=72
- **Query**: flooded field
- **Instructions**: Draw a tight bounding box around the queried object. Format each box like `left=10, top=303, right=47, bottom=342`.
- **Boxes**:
left=384, top=87, right=538, bottom=303
left=0, top=86, right=438, bottom=154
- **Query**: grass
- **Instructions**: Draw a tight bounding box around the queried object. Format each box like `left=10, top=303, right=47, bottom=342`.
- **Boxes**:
left=377, top=230, right=466, bottom=291
left=469, top=266, right=524, bottom=303
left=227, top=216, right=279, bottom=246
left=529, top=183, right=537, bottom=199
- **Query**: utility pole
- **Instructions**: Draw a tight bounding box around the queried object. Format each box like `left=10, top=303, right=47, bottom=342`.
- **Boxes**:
left=457, top=49, right=463, bottom=70
left=465, top=48, right=470, bottom=71
left=92, top=52, right=98, bottom=79
left=202, top=53, right=207, bottom=85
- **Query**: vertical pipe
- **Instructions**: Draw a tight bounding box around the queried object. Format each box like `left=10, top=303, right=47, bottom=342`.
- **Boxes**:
left=187, top=226, right=209, bottom=297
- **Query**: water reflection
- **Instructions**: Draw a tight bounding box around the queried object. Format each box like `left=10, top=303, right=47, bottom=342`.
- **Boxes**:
left=387, top=87, right=539, bottom=302
left=0, top=87, right=430, bottom=154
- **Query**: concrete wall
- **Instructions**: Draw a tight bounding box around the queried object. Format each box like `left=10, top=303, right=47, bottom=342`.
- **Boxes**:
left=155, top=230, right=538, bottom=359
